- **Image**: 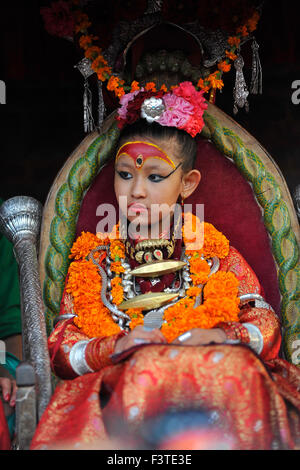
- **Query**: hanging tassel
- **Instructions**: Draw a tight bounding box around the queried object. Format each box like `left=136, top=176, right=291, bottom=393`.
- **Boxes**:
left=250, top=38, right=263, bottom=95
left=83, top=79, right=95, bottom=133
left=74, top=58, right=95, bottom=133
left=233, top=52, right=249, bottom=115
left=97, top=80, right=106, bottom=131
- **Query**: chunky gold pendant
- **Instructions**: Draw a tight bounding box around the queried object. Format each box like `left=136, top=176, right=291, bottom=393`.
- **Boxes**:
left=129, top=260, right=186, bottom=278
left=118, top=292, right=179, bottom=311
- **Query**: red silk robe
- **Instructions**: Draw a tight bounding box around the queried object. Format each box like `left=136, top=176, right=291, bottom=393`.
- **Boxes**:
left=30, top=247, right=300, bottom=450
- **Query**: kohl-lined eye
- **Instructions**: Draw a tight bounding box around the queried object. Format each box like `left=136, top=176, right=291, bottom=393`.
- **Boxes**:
left=148, top=174, right=166, bottom=183
left=116, top=170, right=133, bottom=180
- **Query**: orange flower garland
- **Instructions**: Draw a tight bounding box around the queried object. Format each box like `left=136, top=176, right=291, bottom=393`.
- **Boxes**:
left=66, top=213, right=240, bottom=340
left=71, top=4, right=260, bottom=100
left=161, top=271, right=240, bottom=342
left=66, top=259, right=121, bottom=338
left=42, top=3, right=260, bottom=102
left=197, top=10, right=261, bottom=99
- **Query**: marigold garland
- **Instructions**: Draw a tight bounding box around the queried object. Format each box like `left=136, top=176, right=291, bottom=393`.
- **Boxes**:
left=161, top=271, right=240, bottom=342
left=66, top=258, right=121, bottom=338
left=66, top=213, right=240, bottom=341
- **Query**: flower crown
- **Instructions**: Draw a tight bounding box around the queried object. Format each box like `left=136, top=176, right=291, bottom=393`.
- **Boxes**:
left=116, top=81, right=208, bottom=138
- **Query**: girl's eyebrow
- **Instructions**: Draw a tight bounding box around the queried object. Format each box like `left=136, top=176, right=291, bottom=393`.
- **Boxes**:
left=115, top=162, right=134, bottom=170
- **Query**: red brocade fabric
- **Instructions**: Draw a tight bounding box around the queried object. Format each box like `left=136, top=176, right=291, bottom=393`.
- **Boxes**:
left=30, top=248, right=300, bottom=450
left=76, top=137, right=281, bottom=315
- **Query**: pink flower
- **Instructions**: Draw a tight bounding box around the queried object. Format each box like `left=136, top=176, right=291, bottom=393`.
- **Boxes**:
left=40, top=1, right=74, bottom=38
left=117, top=90, right=141, bottom=120
left=158, top=94, right=194, bottom=128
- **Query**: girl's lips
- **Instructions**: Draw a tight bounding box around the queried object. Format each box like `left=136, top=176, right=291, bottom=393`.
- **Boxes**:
left=128, top=203, right=148, bottom=213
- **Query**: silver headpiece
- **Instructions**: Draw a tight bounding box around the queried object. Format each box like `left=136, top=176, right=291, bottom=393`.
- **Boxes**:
left=141, top=97, right=165, bottom=123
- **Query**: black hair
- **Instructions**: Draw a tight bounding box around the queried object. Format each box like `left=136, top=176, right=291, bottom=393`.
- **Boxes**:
left=118, top=120, right=197, bottom=172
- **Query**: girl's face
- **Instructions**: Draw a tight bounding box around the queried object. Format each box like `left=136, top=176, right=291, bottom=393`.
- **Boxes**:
left=114, top=136, right=201, bottom=238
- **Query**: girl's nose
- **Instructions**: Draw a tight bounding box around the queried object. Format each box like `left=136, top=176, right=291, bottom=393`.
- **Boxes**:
left=131, top=176, right=147, bottom=199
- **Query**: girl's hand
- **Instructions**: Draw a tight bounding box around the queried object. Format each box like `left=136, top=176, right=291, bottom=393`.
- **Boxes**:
left=0, top=377, right=17, bottom=408
left=172, top=328, right=227, bottom=346
left=114, top=325, right=167, bottom=354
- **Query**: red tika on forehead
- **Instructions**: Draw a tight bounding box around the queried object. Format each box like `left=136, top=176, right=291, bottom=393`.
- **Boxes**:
left=115, top=141, right=176, bottom=169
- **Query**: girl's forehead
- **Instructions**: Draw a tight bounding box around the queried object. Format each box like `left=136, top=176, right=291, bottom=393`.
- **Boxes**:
left=115, top=139, right=179, bottom=170
left=116, top=154, right=171, bottom=171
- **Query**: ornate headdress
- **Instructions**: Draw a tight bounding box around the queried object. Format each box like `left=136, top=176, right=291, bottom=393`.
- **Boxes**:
left=116, top=81, right=208, bottom=138
left=41, top=1, right=262, bottom=132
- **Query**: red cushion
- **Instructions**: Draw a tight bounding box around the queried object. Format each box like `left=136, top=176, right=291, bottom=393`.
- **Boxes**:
left=76, top=137, right=281, bottom=315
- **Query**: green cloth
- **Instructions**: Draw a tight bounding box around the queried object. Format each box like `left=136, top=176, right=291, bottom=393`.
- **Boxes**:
left=2, top=352, right=20, bottom=438
left=0, top=199, right=22, bottom=340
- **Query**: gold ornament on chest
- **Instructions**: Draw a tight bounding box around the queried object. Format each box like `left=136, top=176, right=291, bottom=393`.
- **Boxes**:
left=125, top=237, right=175, bottom=264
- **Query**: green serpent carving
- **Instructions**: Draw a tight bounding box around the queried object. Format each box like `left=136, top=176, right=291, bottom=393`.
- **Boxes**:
left=43, top=123, right=120, bottom=334
left=202, top=113, right=300, bottom=364
left=43, top=113, right=300, bottom=365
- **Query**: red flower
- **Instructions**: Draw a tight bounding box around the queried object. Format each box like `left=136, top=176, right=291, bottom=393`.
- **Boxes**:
left=40, top=1, right=74, bottom=38
left=118, top=89, right=165, bottom=128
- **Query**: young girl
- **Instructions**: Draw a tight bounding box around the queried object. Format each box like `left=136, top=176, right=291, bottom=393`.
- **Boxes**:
left=31, top=82, right=300, bottom=450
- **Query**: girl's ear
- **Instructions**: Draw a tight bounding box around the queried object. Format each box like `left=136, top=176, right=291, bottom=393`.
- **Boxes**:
left=181, top=169, right=201, bottom=199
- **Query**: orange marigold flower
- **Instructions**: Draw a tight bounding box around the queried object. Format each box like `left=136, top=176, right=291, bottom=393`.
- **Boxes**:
left=228, top=36, right=241, bottom=48
left=110, top=240, right=125, bottom=260
left=97, top=66, right=112, bottom=82
left=189, top=258, right=210, bottom=285
left=107, top=77, right=125, bottom=98
left=225, top=50, right=238, bottom=61
left=202, top=222, right=230, bottom=259
left=74, top=12, right=91, bottom=33
left=110, top=261, right=125, bottom=274
left=236, top=25, right=248, bottom=37
left=85, top=46, right=102, bottom=60
left=160, top=84, right=168, bottom=92
left=197, top=78, right=210, bottom=93
left=218, top=60, right=231, bottom=73
left=204, top=271, right=239, bottom=300
left=247, top=11, right=260, bottom=32
left=186, top=286, right=203, bottom=297
left=202, top=297, right=240, bottom=322
left=67, top=259, right=121, bottom=338
left=111, top=277, right=124, bottom=305
left=107, top=75, right=119, bottom=91
left=127, top=308, right=144, bottom=330
left=114, top=87, right=125, bottom=98
left=190, top=273, right=209, bottom=286
left=69, top=232, right=102, bottom=260
left=208, top=73, right=224, bottom=90
left=91, top=55, right=108, bottom=70
left=130, top=80, right=140, bottom=92
left=79, top=35, right=94, bottom=50
left=145, top=82, right=157, bottom=92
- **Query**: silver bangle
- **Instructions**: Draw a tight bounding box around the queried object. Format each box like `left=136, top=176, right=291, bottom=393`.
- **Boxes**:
left=69, top=340, right=94, bottom=376
left=177, top=331, right=192, bottom=342
left=239, top=293, right=275, bottom=313
left=254, top=299, right=275, bottom=312
left=243, top=323, right=264, bottom=355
